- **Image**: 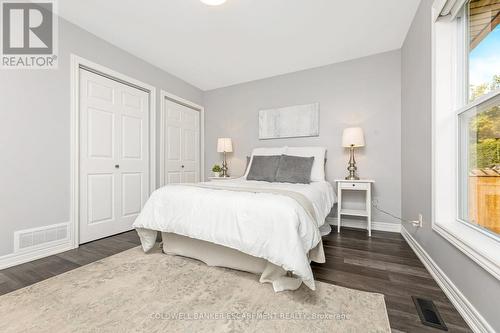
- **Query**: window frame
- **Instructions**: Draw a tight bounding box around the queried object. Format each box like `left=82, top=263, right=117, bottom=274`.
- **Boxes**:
left=432, top=0, right=500, bottom=280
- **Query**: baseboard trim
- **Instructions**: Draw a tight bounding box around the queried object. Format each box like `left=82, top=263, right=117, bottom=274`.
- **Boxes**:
left=401, top=226, right=493, bottom=333
left=0, top=241, right=74, bottom=270
left=327, top=217, right=401, bottom=233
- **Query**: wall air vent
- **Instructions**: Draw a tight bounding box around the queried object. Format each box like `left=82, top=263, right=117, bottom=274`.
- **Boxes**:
left=14, top=223, right=69, bottom=252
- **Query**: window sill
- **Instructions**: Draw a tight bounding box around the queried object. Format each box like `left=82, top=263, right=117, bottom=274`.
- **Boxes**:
left=433, top=220, right=500, bottom=280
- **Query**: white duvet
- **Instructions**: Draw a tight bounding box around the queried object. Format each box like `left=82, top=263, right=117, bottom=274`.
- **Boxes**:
left=133, top=178, right=335, bottom=290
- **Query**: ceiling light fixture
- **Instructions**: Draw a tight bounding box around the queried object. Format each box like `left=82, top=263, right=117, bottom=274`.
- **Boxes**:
left=200, top=0, right=227, bottom=6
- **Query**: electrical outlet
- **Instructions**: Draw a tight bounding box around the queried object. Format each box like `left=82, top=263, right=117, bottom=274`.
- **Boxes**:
left=410, top=214, right=424, bottom=227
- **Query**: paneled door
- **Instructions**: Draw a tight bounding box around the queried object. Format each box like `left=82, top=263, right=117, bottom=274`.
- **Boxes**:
left=164, top=99, right=200, bottom=184
left=79, top=69, right=149, bottom=243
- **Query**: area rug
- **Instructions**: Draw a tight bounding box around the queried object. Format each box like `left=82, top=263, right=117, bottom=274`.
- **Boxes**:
left=0, top=246, right=391, bottom=332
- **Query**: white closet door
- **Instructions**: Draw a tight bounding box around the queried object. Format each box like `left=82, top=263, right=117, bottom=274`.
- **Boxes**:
left=164, top=99, right=200, bottom=184
left=79, top=69, right=149, bottom=244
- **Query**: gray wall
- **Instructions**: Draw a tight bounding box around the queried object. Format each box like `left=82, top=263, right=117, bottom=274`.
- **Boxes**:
left=0, top=17, right=203, bottom=256
left=401, top=0, right=500, bottom=330
left=204, top=50, right=402, bottom=223
left=2, top=7, right=496, bottom=330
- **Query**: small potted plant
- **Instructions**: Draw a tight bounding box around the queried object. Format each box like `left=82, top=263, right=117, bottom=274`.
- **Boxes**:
left=211, top=164, right=222, bottom=177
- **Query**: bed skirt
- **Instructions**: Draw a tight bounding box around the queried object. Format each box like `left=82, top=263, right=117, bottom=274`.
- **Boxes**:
left=136, top=228, right=324, bottom=292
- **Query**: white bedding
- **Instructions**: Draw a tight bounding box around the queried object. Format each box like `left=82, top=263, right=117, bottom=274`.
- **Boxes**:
left=133, top=178, right=335, bottom=290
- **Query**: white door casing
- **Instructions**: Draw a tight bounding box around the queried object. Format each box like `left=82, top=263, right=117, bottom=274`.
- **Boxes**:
left=163, top=99, right=200, bottom=184
left=79, top=69, right=149, bottom=243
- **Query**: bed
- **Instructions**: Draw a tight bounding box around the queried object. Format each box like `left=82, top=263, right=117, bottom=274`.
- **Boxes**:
left=133, top=147, right=336, bottom=292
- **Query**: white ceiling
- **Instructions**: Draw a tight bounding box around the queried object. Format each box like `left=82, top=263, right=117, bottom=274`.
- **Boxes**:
left=59, top=0, right=420, bottom=91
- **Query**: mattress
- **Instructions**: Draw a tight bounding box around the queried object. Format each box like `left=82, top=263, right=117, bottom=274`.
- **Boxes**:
left=134, top=178, right=336, bottom=290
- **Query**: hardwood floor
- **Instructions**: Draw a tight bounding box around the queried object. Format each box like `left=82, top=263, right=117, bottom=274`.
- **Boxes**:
left=0, top=228, right=471, bottom=332
left=313, top=228, right=471, bottom=333
left=0, top=232, right=140, bottom=296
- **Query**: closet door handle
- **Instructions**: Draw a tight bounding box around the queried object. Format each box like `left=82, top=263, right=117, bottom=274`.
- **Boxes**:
left=115, top=164, right=120, bottom=169
left=181, top=165, right=185, bottom=168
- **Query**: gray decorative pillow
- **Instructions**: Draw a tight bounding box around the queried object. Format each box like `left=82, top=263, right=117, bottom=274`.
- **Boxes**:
left=246, top=155, right=281, bottom=182
left=244, top=156, right=251, bottom=174
left=275, top=155, right=314, bottom=184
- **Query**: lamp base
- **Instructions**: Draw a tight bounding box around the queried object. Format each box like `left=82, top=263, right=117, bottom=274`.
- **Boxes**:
left=345, top=146, right=360, bottom=180
left=221, top=165, right=229, bottom=177
left=221, top=152, right=230, bottom=177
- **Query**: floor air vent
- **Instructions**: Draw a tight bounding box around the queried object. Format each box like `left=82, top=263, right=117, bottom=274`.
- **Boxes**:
left=412, top=296, right=448, bottom=331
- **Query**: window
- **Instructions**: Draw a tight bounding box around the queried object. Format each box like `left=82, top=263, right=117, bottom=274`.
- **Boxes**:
left=459, top=0, right=500, bottom=236
left=458, top=94, right=500, bottom=235
left=467, top=0, right=500, bottom=101
left=432, top=0, right=500, bottom=279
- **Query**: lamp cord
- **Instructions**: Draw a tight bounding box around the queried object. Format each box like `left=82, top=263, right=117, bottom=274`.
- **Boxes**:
left=371, top=199, right=416, bottom=224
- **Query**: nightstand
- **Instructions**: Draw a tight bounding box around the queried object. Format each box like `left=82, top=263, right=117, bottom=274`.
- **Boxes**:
left=335, top=179, right=375, bottom=236
left=208, top=176, right=238, bottom=181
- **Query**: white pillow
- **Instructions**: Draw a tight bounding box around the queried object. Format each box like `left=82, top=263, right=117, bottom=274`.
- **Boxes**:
left=285, top=146, right=326, bottom=181
left=244, top=147, right=287, bottom=178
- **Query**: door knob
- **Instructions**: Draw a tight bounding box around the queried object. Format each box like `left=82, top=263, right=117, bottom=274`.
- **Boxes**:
left=115, top=164, right=120, bottom=169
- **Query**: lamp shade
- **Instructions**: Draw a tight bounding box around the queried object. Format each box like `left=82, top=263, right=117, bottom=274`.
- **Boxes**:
left=217, top=138, right=233, bottom=152
left=342, top=127, right=365, bottom=147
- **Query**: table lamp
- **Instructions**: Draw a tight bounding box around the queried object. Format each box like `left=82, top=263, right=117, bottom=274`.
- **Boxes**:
left=217, top=138, right=233, bottom=177
left=342, top=127, right=365, bottom=180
